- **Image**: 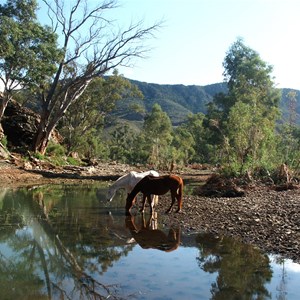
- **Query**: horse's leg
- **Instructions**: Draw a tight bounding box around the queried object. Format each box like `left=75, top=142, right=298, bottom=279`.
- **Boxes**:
left=147, top=195, right=153, bottom=215
left=140, top=193, right=147, bottom=213
left=133, top=196, right=139, bottom=209
left=176, top=184, right=183, bottom=213
left=150, top=211, right=158, bottom=229
left=151, top=195, right=158, bottom=211
left=125, top=193, right=134, bottom=216
left=175, top=194, right=182, bottom=213
left=150, top=195, right=155, bottom=213
left=142, top=212, right=147, bottom=228
left=166, top=190, right=176, bottom=214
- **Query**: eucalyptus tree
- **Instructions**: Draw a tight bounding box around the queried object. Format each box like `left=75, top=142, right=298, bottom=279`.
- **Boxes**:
left=59, top=70, right=142, bottom=156
left=109, top=123, right=137, bottom=163
left=33, top=0, right=161, bottom=154
left=277, top=91, right=300, bottom=167
left=0, top=0, right=61, bottom=120
left=171, top=126, right=195, bottom=165
left=183, top=112, right=213, bottom=163
left=143, top=103, right=173, bottom=168
left=206, top=38, right=281, bottom=173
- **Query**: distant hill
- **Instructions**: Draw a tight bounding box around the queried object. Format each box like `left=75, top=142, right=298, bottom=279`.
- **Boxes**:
left=110, top=80, right=228, bottom=125
left=109, top=79, right=300, bottom=126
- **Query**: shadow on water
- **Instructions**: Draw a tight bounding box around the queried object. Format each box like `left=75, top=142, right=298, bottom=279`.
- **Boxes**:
left=0, top=184, right=299, bottom=299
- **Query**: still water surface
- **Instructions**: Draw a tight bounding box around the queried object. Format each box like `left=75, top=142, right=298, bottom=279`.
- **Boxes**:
left=0, top=183, right=299, bottom=299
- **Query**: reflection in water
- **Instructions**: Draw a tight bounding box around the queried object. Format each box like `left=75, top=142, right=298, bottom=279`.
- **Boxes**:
left=0, top=185, right=128, bottom=299
left=0, top=185, right=299, bottom=299
left=125, top=213, right=180, bottom=251
left=195, top=234, right=273, bottom=299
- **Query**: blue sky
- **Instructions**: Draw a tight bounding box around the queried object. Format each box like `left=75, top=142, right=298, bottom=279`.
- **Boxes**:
left=110, top=0, right=300, bottom=89
left=2, top=0, right=298, bottom=89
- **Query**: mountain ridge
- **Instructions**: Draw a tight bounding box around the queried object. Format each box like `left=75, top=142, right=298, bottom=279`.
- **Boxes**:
left=109, top=79, right=300, bottom=125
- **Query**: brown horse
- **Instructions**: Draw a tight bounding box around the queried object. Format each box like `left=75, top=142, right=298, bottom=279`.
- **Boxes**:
left=125, top=174, right=183, bottom=215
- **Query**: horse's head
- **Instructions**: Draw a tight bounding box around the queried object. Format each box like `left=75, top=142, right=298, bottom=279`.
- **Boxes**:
left=106, top=187, right=115, bottom=202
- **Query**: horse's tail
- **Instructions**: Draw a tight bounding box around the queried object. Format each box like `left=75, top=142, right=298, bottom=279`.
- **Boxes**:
left=177, top=179, right=183, bottom=197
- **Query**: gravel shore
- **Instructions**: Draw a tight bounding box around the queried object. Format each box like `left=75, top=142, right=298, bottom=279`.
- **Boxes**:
left=155, top=187, right=300, bottom=263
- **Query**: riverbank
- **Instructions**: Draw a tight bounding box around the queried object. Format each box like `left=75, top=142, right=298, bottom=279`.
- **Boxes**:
left=0, top=159, right=299, bottom=263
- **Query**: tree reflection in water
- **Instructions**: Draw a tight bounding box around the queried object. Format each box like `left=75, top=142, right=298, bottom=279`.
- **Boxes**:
left=0, top=186, right=130, bottom=299
left=195, top=233, right=273, bottom=299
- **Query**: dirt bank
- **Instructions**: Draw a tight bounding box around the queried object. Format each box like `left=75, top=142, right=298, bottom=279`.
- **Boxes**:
left=0, top=159, right=299, bottom=263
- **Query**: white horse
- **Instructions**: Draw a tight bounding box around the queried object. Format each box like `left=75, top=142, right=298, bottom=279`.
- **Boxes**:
left=107, top=170, right=159, bottom=212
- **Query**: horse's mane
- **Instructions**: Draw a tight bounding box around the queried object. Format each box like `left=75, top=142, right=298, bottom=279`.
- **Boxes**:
left=127, top=175, right=148, bottom=199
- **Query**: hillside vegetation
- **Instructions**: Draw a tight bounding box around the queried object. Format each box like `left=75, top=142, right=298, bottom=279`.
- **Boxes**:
left=110, top=80, right=300, bottom=125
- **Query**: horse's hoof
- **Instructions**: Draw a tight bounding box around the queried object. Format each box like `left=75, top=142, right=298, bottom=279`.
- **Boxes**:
left=176, top=209, right=182, bottom=213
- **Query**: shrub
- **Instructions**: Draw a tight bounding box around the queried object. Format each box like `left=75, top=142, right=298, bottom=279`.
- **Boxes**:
left=0, top=135, right=8, bottom=148
left=46, top=142, right=66, bottom=157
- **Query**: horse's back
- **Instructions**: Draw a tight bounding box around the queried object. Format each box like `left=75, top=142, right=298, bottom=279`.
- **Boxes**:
left=154, top=174, right=183, bottom=186
left=138, top=174, right=183, bottom=195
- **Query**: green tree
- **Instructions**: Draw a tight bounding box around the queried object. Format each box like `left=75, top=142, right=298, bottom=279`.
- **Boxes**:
left=143, top=103, right=173, bottom=168
left=277, top=91, right=300, bottom=168
left=184, top=112, right=216, bottom=163
left=286, top=90, right=297, bottom=127
left=33, top=0, right=161, bottom=154
left=0, top=0, right=61, bottom=120
left=206, top=38, right=281, bottom=174
left=108, top=122, right=143, bottom=163
left=59, top=71, right=142, bottom=156
left=226, top=100, right=278, bottom=173
left=171, top=126, right=195, bottom=165
left=202, top=98, right=232, bottom=164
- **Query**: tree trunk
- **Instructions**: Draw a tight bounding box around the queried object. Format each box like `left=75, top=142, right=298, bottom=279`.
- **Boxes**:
left=33, top=110, right=52, bottom=154
left=0, top=123, right=4, bottom=140
left=0, top=95, right=9, bottom=121
left=34, top=128, right=51, bottom=154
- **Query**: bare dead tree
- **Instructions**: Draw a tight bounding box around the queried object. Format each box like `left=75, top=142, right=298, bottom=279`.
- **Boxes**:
left=34, top=0, right=162, bottom=154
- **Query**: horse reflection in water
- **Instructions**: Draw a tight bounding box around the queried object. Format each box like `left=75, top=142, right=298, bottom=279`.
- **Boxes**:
left=125, top=213, right=181, bottom=252
left=106, top=170, right=159, bottom=211
left=126, top=174, right=183, bottom=215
